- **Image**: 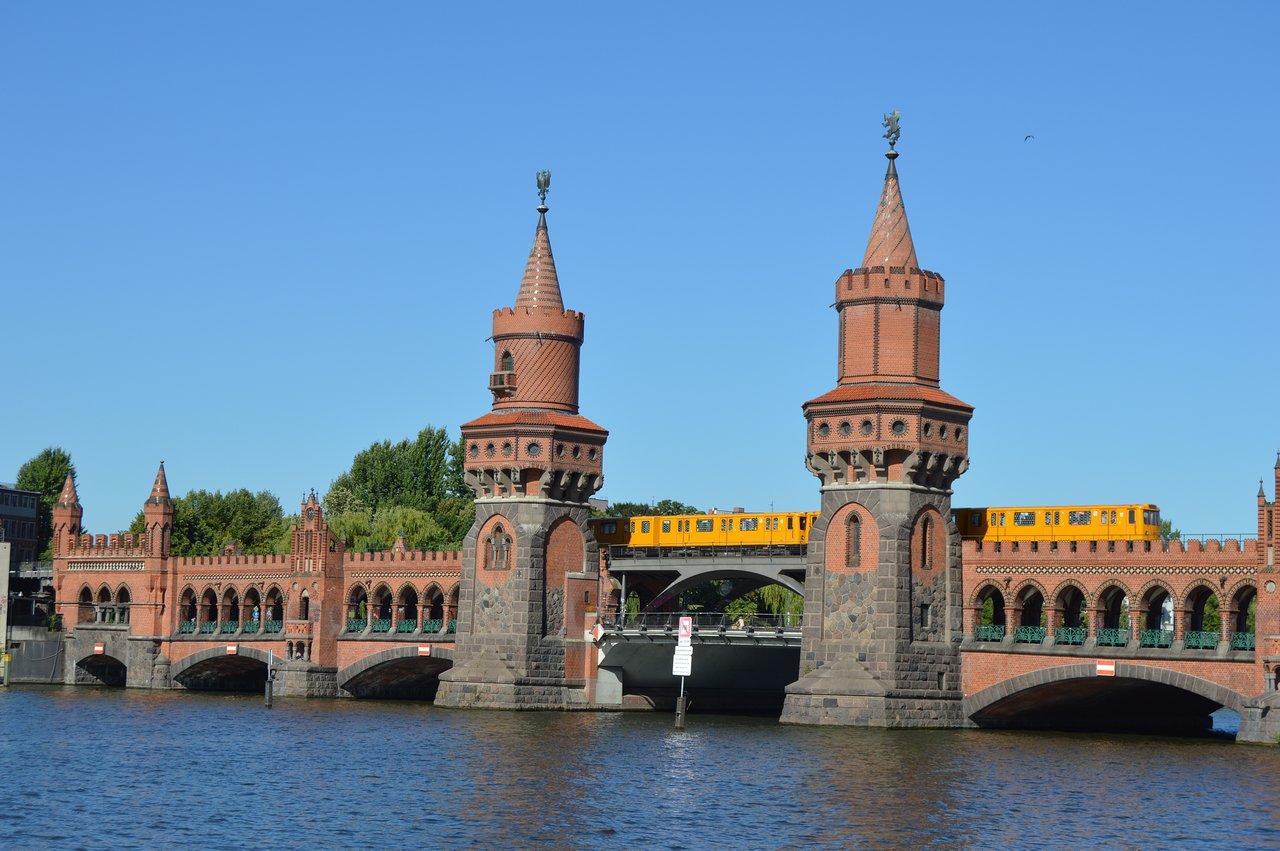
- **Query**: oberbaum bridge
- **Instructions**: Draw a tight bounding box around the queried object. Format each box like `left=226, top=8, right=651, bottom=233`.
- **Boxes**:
left=43, top=123, right=1280, bottom=743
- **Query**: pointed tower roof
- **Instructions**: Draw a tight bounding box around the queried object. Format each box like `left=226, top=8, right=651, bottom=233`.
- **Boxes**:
left=147, top=461, right=171, bottom=506
left=514, top=173, right=564, bottom=312
left=861, top=149, right=919, bottom=270
left=56, top=473, right=79, bottom=508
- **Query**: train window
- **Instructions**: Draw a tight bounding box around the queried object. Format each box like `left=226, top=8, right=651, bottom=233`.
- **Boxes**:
left=800, top=516, right=807, bottom=530
left=1129, top=509, right=1136, bottom=525
left=1044, top=512, right=1052, bottom=525
left=696, top=520, right=713, bottom=532
left=600, top=521, right=617, bottom=535
left=999, top=513, right=1006, bottom=526
left=641, top=521, right=651, bottom=533
left=720, top=519, right=728, bottom=531
left=1054, top=512, right=1060, bottom=525
left=1110, top=511, right=1117, bottom=524
left=990, top=512, right=997, bottom=526
left=1013, top=512, right=1035, bottom=526
left=630, top=522, right=635, bottom=533
left=662, top=521, right=670, bottom=533
left=1068, top=511, right=1091, bottom=525
left=971, top=512, right=981, bottom=526
left=787, top=517, right=794, bottom=530
left=740, top=518, right=758, bottom=531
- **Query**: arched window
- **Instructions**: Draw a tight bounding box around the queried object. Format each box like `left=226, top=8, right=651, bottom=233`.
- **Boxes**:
left=500, top=350, right=514, bottom=372
left=922, top=516, right=933, bottom=570
left=846, top=514, right=861, bottom=568
left=486, top=524, right=512, bottom=571
left=299, top=591, right=310, bottom=621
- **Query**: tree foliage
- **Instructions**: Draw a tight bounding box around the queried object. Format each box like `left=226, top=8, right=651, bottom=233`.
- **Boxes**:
left=129, top=489, right=291, bottom=556
left=15, top=446, right=76, bottom=559
left=323, top=426, right=472, bottom=550
left=601, top=499, right=702, bottom=518
left=1160, top=520, right=1181, bottom=542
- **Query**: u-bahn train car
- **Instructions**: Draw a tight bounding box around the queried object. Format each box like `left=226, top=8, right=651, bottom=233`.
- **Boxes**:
left=952, top=504, right=1162, bottom=541
left=591, top=510, right=821, bottom=551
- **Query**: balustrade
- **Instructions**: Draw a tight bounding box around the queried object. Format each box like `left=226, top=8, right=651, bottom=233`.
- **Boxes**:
left=1014, top=626, right=1046, bottom=644
left=345, top=619, right=367, bottom=634
left=1096, top=628, right=1127, bottom=647
left=1054, top=626, right=1086, bottom=646
left=178, top=619, right=196, bottom=634
left=420, top=618, right=444, bottom=633
left=198, top=621, right=217, bottom=634
left=1139, top=629, right=1173, bottom=648
left=1184, top=630, right=1219, bottom=650
left=974, top=624, right=1005, bottom=642
left=1230, top=632, right=1256, bottom=651
left=396, top=619, right=417, bottom=633
left=263, top=620, right=283, bottom=633
left=220, top=621, right=239, bottom=634
left=371, top=618, right=392, bottom=633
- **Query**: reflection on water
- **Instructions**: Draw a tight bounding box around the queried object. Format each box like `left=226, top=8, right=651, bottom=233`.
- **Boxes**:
left=0, top=686, right=1277, bottom=848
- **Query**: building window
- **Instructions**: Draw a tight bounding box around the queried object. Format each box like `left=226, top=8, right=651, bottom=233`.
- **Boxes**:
left=485, top=524, right=512, bottom=571
left=918, top=603, right=931, bottom=629
left=847, top=514, right=861, bottom=568
left=500, top=350, right=514, bottom=372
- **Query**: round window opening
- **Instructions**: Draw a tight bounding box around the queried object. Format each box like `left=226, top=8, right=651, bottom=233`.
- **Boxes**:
left=922, top=422, right=932, bottom=437
left=526, top=442, right=541, bottom=457
left=860, top=420, right=874, bottom=436
left=955, top=427, right=965, bottom=441
left=501, top=442, right=512, bottom=457
left=572, top=445, right=581, bottom=459
left=939, top=425, right=948, bottom=439
left=555, top=443, right=565, bottom=458
left=891, top=420, right=907, bottom=436
left=469, top=443, right=479, bottom=458
left=817, top=422, right=830, bottom=438
left=484, top=443, right=496, bottom=458
left=588, top=447, right=598, bottom=461
left=839, top=421, right=852, bottom=437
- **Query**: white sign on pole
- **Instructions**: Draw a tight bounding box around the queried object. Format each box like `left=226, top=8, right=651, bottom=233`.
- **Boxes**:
left=672, top=644, right=693, bottom=677
left=677, top=616, right=693, bottom=647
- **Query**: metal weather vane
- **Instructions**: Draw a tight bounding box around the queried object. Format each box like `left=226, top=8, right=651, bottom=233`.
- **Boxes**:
left=882, top=110, right=902, bottom=149
left=536, top=169, right=551, bottom=205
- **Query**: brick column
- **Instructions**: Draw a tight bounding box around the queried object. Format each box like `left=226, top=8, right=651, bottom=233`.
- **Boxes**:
left=1003, top=604, right=1018, bottom=642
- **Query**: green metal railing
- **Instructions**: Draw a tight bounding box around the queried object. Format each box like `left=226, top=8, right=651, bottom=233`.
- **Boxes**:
left=1096, top=628, right=1127, bottom=647
left=1231, top=632, right=1256, bottom=651
left=1054, top=626, right=1086, bottom=646
left=446, top=621, right=456, bottom=634
left=975, top=624, right=1006, bottom=642
left=371, top=618, right=392, bottom=633
left=242, top=621, right=261, bottom=633
left=198, top=621, right=217, bottom=634
left=178, top=619, right=196, bottom=634
left=1139, top=629, right=1173, bottom=648
left=220, top=621, right=239, bottom=634
left=345, top=619, right=367, bottom=633
left=1185, top=630, right=1219, bottom=649
left=396, top=619, right=417, bottom=633
left=1014, top=626, right=1046, bottom=644
left=420, top=618, right=444, bottom=633
left=263, top=620, right=282, bottom=633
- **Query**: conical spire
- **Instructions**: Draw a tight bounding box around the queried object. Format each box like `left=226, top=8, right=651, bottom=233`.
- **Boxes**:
left=861, top=149, right=919, bottom=270
left=514, top=171, right=564, bottom=312
left=56, top=473, right=79, bottom=508
left=147, top=461, right=171, bottom=506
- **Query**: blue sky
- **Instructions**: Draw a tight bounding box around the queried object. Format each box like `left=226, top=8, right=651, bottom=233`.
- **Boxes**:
left=3, top=2, right=1277, bottom=534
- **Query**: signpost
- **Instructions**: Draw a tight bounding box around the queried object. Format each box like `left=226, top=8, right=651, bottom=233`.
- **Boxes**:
left=674, top=616, right=693, bottom=728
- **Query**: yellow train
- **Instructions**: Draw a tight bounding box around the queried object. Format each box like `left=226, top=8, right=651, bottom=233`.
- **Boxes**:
left=952, top=504, right=1162, bottom=542
left=591, top=511, right=821, bottom=550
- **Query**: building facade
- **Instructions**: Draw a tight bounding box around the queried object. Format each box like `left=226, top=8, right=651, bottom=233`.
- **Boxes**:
left=0, top=483, right=41, bottom=565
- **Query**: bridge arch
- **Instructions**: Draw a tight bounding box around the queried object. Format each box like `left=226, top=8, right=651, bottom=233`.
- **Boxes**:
left=74, top=653, right=128, bottom=687
left=337, top=645, right=454, bottom=700
left=964, top=661, right=1248, bottom=735
left=171, top=645, right=274, bottom=693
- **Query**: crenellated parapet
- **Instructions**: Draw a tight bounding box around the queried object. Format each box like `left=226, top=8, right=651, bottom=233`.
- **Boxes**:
left=963, top=536, right=1262, bottom=570
left=836, top=265, right=946, bottom=308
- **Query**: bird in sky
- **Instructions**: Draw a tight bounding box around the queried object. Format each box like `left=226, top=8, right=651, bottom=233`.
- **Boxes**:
left=1024, top=134, right=1035, bottom=142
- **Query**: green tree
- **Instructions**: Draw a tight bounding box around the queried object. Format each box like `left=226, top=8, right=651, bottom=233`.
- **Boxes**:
left=15, top=446, right=76, bottom=559
left=1160, top=520, right=1181, bottom=542
left=129, top=489, right=289, bottom=556
left=601, top=499, right=701, bottom=518
left=324, top=426, right=472, bottom=549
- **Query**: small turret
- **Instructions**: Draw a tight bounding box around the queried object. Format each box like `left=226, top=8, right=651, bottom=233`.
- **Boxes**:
left=143, top=462, right=174, bottom=557
left=51, top=473, right=82, bottom=556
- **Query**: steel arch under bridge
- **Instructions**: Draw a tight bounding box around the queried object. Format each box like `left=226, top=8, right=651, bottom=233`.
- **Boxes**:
left=605, top=546, right=807, bottom=609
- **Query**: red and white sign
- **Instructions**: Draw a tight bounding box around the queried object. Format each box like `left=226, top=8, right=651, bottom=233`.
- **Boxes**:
left=226, top=644, right=238, bottom=655
left=678, top=616, right=693, bottom=646
left=418, top=645, right=432, bottom=656
left=1096, top=659, right=1116, bottom=677
left=93, top=643, right=105, bottom=655
left=591, top=623, right=604, bottom=642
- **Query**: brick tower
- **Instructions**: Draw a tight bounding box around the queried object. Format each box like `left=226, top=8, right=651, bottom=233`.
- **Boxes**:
left=781, top=117, right=974, bottom=726
left=51, top=473, right=83, bottom=557
left=436, top=172, right=607, bottom=709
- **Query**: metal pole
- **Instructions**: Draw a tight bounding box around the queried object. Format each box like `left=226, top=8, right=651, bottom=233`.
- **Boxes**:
left=264, top=650, right=274, bottom=708
left=674, top=675, right=686, bottom=729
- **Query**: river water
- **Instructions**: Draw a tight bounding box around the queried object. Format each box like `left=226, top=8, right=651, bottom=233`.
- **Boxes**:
left=0, top=686, right=1276, bottom=848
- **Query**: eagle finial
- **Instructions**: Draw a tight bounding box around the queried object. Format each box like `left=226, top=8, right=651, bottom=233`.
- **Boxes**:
left=536, top=170, right=551, bottom=207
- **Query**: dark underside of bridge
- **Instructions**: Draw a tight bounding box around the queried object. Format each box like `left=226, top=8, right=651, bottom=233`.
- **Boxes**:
left=343, top=657, right=452, bottom=700
left=175, top=657, right=268, bottom=693
left=75, top=655, right=127, bottom=687
left=972, top=678, right=1225, bottom=736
